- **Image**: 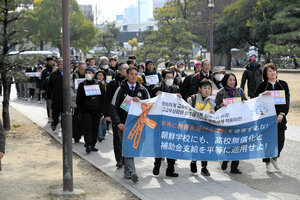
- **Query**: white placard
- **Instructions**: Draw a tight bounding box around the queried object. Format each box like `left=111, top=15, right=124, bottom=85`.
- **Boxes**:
left=145, top=74, right=159, bottom=85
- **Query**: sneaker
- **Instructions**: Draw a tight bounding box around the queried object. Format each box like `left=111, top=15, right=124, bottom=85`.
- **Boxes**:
left=270, top=158, right=280, bottom=170
left=124, top=173, right=131, bottom=179
left=266, top=163, right=273, bottom=173
left=131, top=173, right=139, bottom=183
left=230, top=169, right=242, bottom=174
left=190, top=162, right=197, bottom=173
left=201, top=167, right=211, bottom=176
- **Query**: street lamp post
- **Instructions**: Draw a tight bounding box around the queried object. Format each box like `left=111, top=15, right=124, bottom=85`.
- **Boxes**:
left=208, top=0, right=214, bottom=68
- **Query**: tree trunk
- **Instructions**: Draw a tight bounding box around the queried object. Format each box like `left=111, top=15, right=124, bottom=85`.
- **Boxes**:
left=40, top=40, right=44, bottom=50
left=225, top=51, right=232, bottom=70
left=1, top=71, right=10, bottom=130
left=218, top=53, right=224, bottom=66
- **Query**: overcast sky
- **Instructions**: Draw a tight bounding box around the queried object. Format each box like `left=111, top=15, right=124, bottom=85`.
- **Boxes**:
left=76, top=0, right=137, bottom=22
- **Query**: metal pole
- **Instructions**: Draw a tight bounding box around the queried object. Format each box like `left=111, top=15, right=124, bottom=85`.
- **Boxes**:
left=209, top=7, right=214, bottom=68
left=62, top=0, right=73, bottom=192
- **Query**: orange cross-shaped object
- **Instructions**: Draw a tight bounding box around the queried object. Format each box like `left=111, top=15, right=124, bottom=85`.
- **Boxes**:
left=127, top=103, right=157, bottom=149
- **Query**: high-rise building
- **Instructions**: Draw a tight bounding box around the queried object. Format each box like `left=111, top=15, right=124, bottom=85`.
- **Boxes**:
left=137, top=0, right=153, bottom=23
left=153, top=0, right=168, bottom=9
left=78, top=4, right=94, bottom=23
left=124, top=5, right=139, bottom=23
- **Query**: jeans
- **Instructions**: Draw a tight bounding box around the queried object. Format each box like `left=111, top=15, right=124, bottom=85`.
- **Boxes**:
left=98, top=115, right=107, bottom=138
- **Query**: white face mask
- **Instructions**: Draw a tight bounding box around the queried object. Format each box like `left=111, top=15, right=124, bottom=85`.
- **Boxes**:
left=165, top=79, right=174, bottom=87
left=215, top=74, right=224, bottom=81
left=102, top=65, right=109, bottom=70
left=178, top=67, right=185, bottom=72
left=85, top=73, right=93, bottom=81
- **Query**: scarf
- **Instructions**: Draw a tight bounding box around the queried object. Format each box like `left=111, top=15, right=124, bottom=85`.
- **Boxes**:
left=224, top=86, right=236, bottom=98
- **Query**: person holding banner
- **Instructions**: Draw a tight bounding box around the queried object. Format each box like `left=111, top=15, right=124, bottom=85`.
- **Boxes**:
left=188, top=80, right=216, bottom=176
left=111, top=66, right=150, bottom=183
left=215, top=73, right=247, bottom=174
left=76, top=66, right=107, bottom=153
left=151, top=69, right=182, bottom=177
left=255, top=63, right=290, bottom=173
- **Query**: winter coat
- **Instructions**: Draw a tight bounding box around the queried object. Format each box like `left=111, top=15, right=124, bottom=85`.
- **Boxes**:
left=111, top=80, right=150, bottom=126
left=215, top=87, right=247, bottom=111
left=76, top=79, right=107, bottom=115
left=240, top=65, right=262, bottom=98
left=151, top=82, right=180, bottom=98
left=70, top=71, right=86, bottom=108
left=254, top=80, right=290, bottom=130
left=190, top=70, right=213, bottom=95
left=47, top=70, right=63, bottom=111
left=181, top=72, right=194, bottom=100
left=142, top=69, right=162, bottom=92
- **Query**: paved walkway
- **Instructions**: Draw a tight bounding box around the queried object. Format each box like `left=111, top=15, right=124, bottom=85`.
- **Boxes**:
left=8, top=86, right=295, bottom=200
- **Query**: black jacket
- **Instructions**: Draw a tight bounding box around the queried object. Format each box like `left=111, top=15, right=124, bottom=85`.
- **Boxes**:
left=102, top=68, right=116, bottom=79
left=111, top=80, right=150, bottom=126
left=151, top=82, right=180, bottom=98
left=76, top=79, right=107, bottom=115
left=254, top=80, right=290, bottom=130
left=47, top=70, right=63, bottom=111
left=240, top=65, right=262, bottom=98
left=105, top=73, right=126, bottom=117
left=190, top=70, right=213, bottom=95
left=41, top=64, right=53, bottom=90
left=142, top=69, right=162, bottom=92
left=181, top=72, right=194, bottom=100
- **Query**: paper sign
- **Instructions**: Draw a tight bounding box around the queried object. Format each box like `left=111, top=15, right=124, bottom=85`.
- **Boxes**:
left=145, top=74, right=159, bottom=85
left=25, top=72, right=41, bottom=77
left=120, top=95, right=133, bottom=112
left=84, top=85, right=101, bottom=96
left=223, top=97, right=241, bottom=105
left=75, top=78, right=86, bottom=89
left=106, top=75, right=112, bottom=83
left=181, top=77, right=185, bottom=82
left=211, top=89, right=220, bottom=99
left=269, top=90, right=286, bottom=105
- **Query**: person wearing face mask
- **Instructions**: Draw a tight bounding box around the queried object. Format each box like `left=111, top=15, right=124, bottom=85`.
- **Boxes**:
left=176, top=61, right=187, bottom=78
left=95, top=70, right=108, bottom=142
left=70, top=62, right=87, bottom=142
left=240, top=57, right=262, bottom=98
left=151, top=69, right=182, bottom=178
left=100, top=56, right=116, bottom=81
left=76, top=66, right=107, bottom=153
left=211, top=66, right=226, bottom=89
left=168, top=62, right=182, bottom=86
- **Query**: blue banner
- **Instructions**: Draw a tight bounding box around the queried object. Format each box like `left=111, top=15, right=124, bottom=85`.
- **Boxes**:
left=122, top=93, right=278, bottom=161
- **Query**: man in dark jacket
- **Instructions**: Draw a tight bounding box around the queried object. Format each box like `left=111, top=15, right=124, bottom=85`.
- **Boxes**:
left=41, top=57, right=55, bottom=122
left=100, top=56, right=115, bottom=81
left=105, top=62, right=129, bottom=168
left=76, top=66, right=106, bottom=153
left=240, top=57, right=262, bottom=98
left=47, top=60, right=63, bottom=131
left=181, top=61, right=202, bottom=100
left=25, top=65, right=38, bottom=101
left=151, top=69, right=181, bottom=177
left=142, top=59, right=162, bottom=93
left=109, top=57, right=118, bottom=72
left=190, top=59, right=212, bottom=95
left=71, top=62, right=86, bottom=142
left=111, top=66, right=150, bottom=183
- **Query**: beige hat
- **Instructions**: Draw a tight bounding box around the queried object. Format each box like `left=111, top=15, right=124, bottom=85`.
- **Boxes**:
left=212, top=66, right=225, bottom=75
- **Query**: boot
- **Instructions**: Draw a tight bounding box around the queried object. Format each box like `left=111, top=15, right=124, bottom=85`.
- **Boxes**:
left=153, top=158, right=161, bottom=175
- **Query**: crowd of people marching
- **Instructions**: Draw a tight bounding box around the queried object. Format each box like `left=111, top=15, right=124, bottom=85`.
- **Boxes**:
left=12, top=55, right=290, bottom=183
